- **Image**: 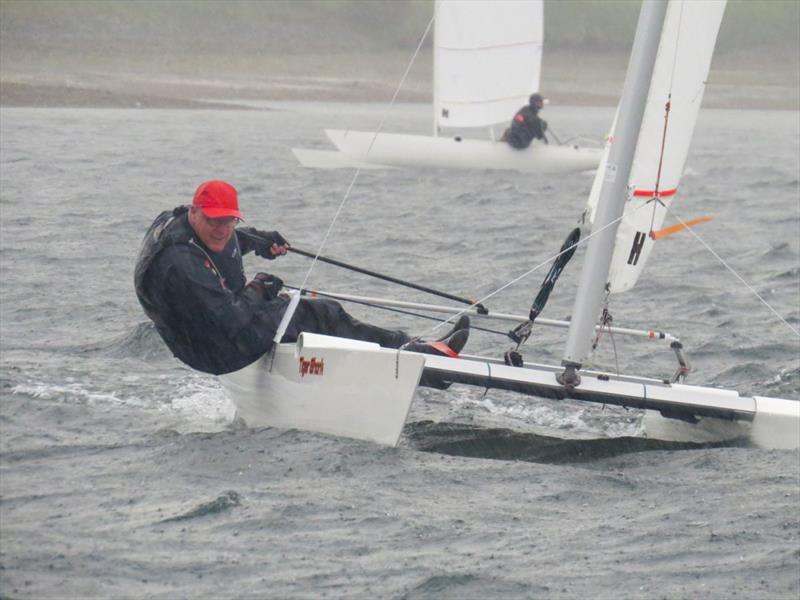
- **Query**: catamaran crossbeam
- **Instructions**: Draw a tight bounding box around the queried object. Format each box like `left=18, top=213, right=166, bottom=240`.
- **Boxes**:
left=420, top=353, right=799, bottom=449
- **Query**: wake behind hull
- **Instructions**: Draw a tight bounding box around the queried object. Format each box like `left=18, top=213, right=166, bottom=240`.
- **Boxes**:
left=316, top=129, right=602, bottom=174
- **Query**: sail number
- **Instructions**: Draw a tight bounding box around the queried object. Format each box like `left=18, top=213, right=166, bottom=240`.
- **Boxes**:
left=627, top=231, right=647, bottom=265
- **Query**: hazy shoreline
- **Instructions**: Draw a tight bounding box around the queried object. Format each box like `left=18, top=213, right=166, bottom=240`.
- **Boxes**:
left=2, top=51, right=797, bottom=111
left=3, top=77, right=797, bottom=112
left=2, top=1, right=797, bottom=111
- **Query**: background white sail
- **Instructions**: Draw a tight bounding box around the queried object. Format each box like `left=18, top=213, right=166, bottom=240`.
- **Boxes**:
left=585, top=0, right=727, bottom=293
left=294, top=0, right=599, bottom=174
left=434, top=0, right=543, bottom=131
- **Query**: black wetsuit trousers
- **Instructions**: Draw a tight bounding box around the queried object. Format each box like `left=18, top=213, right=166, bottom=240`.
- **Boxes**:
left=282, top=297, right=449, bottom=389
left=283, top=298, right=409, bottom=348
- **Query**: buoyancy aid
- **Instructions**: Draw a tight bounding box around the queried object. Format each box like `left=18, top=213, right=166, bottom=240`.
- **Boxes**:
left=134, top=206, right=286, bottom=374
left=506, top=106, right=547, bottom=149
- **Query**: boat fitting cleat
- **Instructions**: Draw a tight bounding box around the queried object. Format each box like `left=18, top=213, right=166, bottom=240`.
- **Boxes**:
left=504, top=350, right=524, bottom=367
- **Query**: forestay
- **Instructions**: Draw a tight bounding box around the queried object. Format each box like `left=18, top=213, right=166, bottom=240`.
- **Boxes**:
left=585, top=0, right=727, bottom=293
left=434, top=0, right=543, bottom=131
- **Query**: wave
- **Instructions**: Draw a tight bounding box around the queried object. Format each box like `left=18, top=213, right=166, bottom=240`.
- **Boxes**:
left=403, top=421, right=741, bottom=465
left=445, top=389, right=642, bottom=439
left=757, top=364, right=800, bottom=398
left=11, top=373, right=236, bottom=432
left=157, top=490, right=241, bottom=524
left=759, top=241, right=797, bottom=260
left=772, top=266, right=800, bottom=281
left=11, top=381, right=136, bottom=407
left=399, top=573, right=536, bottom=600
left=76, top=321, right=172, bottom=361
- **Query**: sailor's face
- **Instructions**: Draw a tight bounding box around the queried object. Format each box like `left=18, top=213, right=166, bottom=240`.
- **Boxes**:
left=189, top=207, right=238, bottom=253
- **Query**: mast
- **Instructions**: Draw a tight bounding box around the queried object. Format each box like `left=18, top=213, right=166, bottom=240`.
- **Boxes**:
left=560, top=0, right=669, bottom=386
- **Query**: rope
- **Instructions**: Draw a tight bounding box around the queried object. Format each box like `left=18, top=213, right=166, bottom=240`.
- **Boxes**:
left=287, top=244, right=485, bottom=311
left=667, top=207, right=800, bottom=339
left=416, top=212, right=628, bottom=340
left=283, top=285, right=506, bottom=337
left=648, top=95, right=671, bottom=234
left=647, top=1, right=684, bottom=234
left=293, top=14, right=436, bottom=297
left=587, top=294, right=620, bottom=376
left=595, top=196, right=798, bottom=342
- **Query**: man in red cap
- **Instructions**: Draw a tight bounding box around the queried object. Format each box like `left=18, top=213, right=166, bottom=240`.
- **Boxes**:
left=135, top=180, right=468, bottom=376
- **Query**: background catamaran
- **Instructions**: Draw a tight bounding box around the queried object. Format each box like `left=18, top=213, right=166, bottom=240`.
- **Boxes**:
left=291, top=0, right=601, bottom=173
left=220, top=0, right=799, bottom=450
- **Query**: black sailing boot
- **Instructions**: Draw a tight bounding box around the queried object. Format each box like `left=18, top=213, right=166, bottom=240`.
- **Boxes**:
left=403, top=318, right=470, bottom=358
left=436, top=315, right=470, bottom=343
left=409, top=327, right=469, bottom=389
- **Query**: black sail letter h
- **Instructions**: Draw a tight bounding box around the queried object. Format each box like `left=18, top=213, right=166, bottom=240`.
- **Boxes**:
left=627, top=231, right=647, bottom=265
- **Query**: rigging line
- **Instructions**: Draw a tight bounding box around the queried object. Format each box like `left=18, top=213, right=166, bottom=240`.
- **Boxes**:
left=296, top=13, right=436, bottom=295
left=287, top=244, right=485, bottom=310
left=283, top=285, right=507, bottom=337
left=607, top=318, right=621, bottom=375
left=240, top=229, right=485, bottom=310
left=648, top=96, right=671, bottom=235
left=363, top=15, right=436, bottom=160
left=416, top=212, right=629, bottom=339
left=668, top=1, right=685, bottom=92
left=647, top=1, right=684, bottom=233
left=482, top=361, right=492, bottom=399
left=546, top=126, right=563, bottom=145
left=667, top=207, right=800, bottom=339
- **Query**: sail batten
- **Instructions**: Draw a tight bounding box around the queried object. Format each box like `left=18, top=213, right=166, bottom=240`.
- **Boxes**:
left=437, top=94, right=540, bottom=105
left=437, top=41, right=541, bottom=52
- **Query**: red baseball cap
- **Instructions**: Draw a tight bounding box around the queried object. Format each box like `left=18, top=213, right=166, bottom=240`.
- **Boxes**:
left=192, top=180, right=243, bottom=220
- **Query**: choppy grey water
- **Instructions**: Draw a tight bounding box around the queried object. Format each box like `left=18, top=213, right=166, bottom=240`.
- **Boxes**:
left=1, top=102, right=799, bottom=600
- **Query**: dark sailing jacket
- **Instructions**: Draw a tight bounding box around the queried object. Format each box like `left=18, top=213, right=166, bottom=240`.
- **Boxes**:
left=134, top=206, right=288, bottom=375
left=506, top=105, right=548, bottom=149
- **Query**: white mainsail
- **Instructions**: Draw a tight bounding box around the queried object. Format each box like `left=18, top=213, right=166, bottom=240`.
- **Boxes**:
left=433, top=0, right=543, bottom=131
left=585, top=0, right=727, bottom=293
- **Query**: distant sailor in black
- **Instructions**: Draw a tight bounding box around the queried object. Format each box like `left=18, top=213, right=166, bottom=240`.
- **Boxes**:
left=501, top=93, right=549, bottom=149
left=134, top=180, right=469, bottom=376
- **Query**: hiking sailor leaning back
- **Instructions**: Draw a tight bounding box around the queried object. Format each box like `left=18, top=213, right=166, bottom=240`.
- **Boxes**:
left=134, top=180, right=470, bottom=377
left=501, top=93, right=549, bottom=150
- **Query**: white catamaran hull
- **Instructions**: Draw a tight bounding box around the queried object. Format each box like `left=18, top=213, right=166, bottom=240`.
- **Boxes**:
left=316, top=129, right=602, bottom=174
left=219, top=334, right=799, bottom=450
left=641, top=396, right=800, bottom=450
left=219, top=333, right=424, bottom=447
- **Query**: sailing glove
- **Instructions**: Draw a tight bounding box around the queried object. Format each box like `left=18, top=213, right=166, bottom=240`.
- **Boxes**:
left=248, top=272, right=284, bottom=301
left=252, top=230, right=289, bottom=259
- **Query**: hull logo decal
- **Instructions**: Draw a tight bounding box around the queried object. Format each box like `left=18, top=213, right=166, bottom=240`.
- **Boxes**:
left=299, top=356, right=324, bottom=377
